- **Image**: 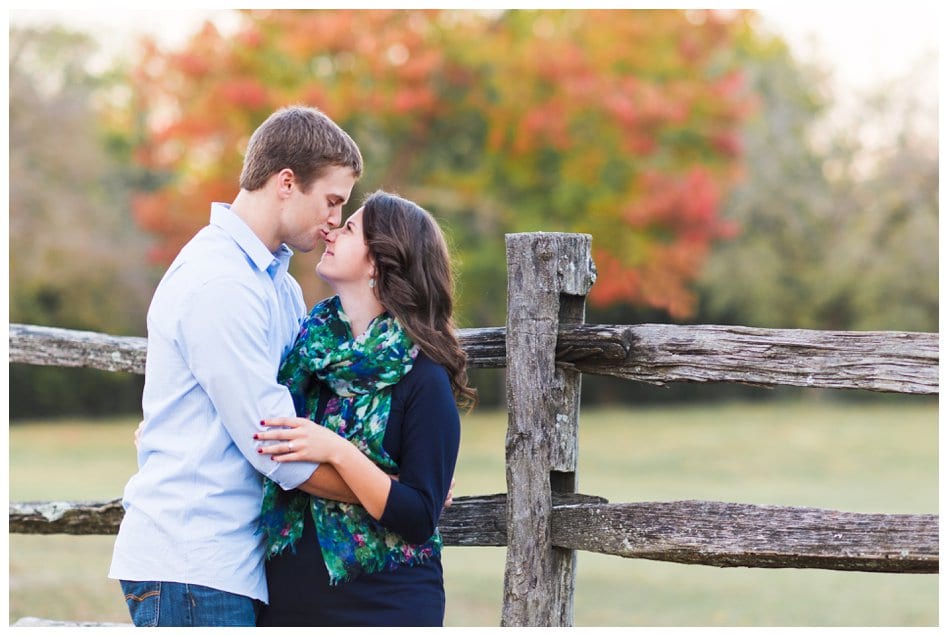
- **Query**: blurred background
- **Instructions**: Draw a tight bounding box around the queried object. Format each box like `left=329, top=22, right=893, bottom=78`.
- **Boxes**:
left=7, top=6, right=939, bottom=627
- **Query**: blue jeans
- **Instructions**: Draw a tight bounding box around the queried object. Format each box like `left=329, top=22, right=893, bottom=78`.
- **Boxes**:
left=120, top=580, right=258, bottom=627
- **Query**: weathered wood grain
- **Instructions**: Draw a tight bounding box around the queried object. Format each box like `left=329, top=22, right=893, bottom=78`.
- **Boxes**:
left=560, top=323, right=938, bottom=394
left=9, top=499, right=125, bottom=535
left=438, top=493, right=608, bottom=546
left=501, top=232, right=595, bottom=626
left=8, top=493, right=604, bottom=541
left=552, top=500, right=939, bottom=573
left=12, top=496, right=935, bottom=574
left=9, top=323, right=147, bottom=373
left=10, top=322, right=937, bottom=393
left=458, top=326, right=506, bottom=368
left=439, top=494, right=507, bottom=546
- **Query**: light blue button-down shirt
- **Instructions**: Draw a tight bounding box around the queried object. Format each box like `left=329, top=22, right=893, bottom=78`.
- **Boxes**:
left=109, top=203, right=318, bottom=603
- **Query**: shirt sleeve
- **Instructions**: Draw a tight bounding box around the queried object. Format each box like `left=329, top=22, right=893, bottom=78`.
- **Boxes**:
left=378, top=359, right=461, bottom=544
left=177, top=275, right=318, bottom=490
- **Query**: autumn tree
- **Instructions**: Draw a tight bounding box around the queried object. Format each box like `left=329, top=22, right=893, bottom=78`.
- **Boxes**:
left=123, top=9, right=753, bottom=327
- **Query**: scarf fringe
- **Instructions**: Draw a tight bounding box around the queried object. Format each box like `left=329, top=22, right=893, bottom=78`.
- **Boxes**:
left=326, top=538, right=440, bottom=586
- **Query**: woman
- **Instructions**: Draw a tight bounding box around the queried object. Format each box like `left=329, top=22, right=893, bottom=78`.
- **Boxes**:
left=254, top=190, right=475, bottom=626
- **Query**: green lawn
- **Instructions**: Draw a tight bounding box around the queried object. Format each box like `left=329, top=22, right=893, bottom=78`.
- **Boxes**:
left=8, top=400, right=938, bottom=626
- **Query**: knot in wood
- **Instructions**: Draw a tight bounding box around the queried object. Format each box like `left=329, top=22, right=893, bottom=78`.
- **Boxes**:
left=536, top=247, right=554, bottom=262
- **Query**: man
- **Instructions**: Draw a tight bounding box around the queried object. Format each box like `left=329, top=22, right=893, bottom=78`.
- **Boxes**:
left=109, top=106, right=363, bottom=626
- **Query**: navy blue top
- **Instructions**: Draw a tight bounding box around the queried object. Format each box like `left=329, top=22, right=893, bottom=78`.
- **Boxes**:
left=257, top=352, right=461, bottom=627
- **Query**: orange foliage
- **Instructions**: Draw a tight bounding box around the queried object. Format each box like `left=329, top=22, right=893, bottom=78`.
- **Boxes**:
left=124, top=9, right=753, bottom=317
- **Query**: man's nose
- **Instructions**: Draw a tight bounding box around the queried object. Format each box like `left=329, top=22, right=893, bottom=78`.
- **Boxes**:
left=328, top=207, right=342, bottom=229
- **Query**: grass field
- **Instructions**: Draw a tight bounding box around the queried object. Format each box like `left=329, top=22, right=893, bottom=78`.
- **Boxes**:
left=8, top=399, right=939, bottom=626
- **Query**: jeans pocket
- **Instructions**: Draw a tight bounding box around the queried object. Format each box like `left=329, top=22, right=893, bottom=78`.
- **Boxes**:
left=120, top=580, right=160, bottom=627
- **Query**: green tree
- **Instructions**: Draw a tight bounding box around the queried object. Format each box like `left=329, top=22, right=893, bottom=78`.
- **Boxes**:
left=9, top=26, right=155, bottom=418
left=697, top=28, right=937, bottom=334
left=814, top=64, right=938, bottom=332
left=696, top=24, right=834, bottom=328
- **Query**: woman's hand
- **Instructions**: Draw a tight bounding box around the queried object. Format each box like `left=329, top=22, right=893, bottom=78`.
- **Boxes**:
left=254, top=416, right=346, bottom=465
left=257, top=416, right=393, bottom=519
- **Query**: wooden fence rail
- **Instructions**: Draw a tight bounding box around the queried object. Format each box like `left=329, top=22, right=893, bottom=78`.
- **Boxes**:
left=9, top=322, right=938, bottom=394
left=8, top=231, right=939, bottom=627
left=11, top=495, right=938, bottom=574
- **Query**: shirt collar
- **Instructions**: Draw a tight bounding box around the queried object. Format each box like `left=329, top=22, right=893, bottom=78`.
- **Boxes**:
left=209, top=202, right=293, bottom=282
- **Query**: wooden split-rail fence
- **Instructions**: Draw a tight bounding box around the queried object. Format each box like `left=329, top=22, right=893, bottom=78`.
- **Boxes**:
left=9, top=232, right=939, bottom=626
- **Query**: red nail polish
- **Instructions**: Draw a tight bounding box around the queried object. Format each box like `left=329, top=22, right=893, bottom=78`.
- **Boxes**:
left=259, top=420, right=265, bottom=426
left=257, top=448, right=263, bottom=453
left=253, top=434, right=259, bottom=440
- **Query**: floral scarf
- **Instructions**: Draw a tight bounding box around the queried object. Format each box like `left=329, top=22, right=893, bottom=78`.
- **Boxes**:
left=258, top=295, right=441, bottom=584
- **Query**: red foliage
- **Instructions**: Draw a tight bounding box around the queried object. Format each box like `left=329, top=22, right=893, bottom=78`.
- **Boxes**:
left=217, top=78, right=269, bottom=110
left=123, top=9, right=753, bottom=317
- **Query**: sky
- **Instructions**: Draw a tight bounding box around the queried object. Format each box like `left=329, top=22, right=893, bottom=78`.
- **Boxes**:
left=8, top=5, right=942, bottom=98
left=756, top=3, right=939, bottom=92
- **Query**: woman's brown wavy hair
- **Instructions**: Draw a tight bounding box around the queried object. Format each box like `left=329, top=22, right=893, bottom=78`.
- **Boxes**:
left=362, top=190, right=476, bottom=411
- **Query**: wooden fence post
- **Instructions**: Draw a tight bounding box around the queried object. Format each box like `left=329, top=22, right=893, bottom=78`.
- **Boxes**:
left=501, top=232, right=596, bottom=626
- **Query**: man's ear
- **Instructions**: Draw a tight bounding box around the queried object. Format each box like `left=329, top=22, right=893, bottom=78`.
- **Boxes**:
left=275, top=168, right=296, bottom=197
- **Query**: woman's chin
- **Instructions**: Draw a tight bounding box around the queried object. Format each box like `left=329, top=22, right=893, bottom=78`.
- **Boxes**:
left=315, top=264, right=329, bottom=281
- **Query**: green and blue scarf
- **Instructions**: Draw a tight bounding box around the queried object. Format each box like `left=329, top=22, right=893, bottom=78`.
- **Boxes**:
left=259, top=295, right=441, bottom=584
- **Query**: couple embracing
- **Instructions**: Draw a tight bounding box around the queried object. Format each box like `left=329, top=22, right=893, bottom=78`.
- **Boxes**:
left=109, top=106, right=475, bottom=626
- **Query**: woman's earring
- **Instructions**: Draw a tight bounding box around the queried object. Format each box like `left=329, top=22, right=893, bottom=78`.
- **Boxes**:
left=368, top=278, right=375, bottom=289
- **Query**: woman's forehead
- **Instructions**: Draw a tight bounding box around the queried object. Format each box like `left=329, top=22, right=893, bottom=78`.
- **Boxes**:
left=345, top=207, right=365, bottom=224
